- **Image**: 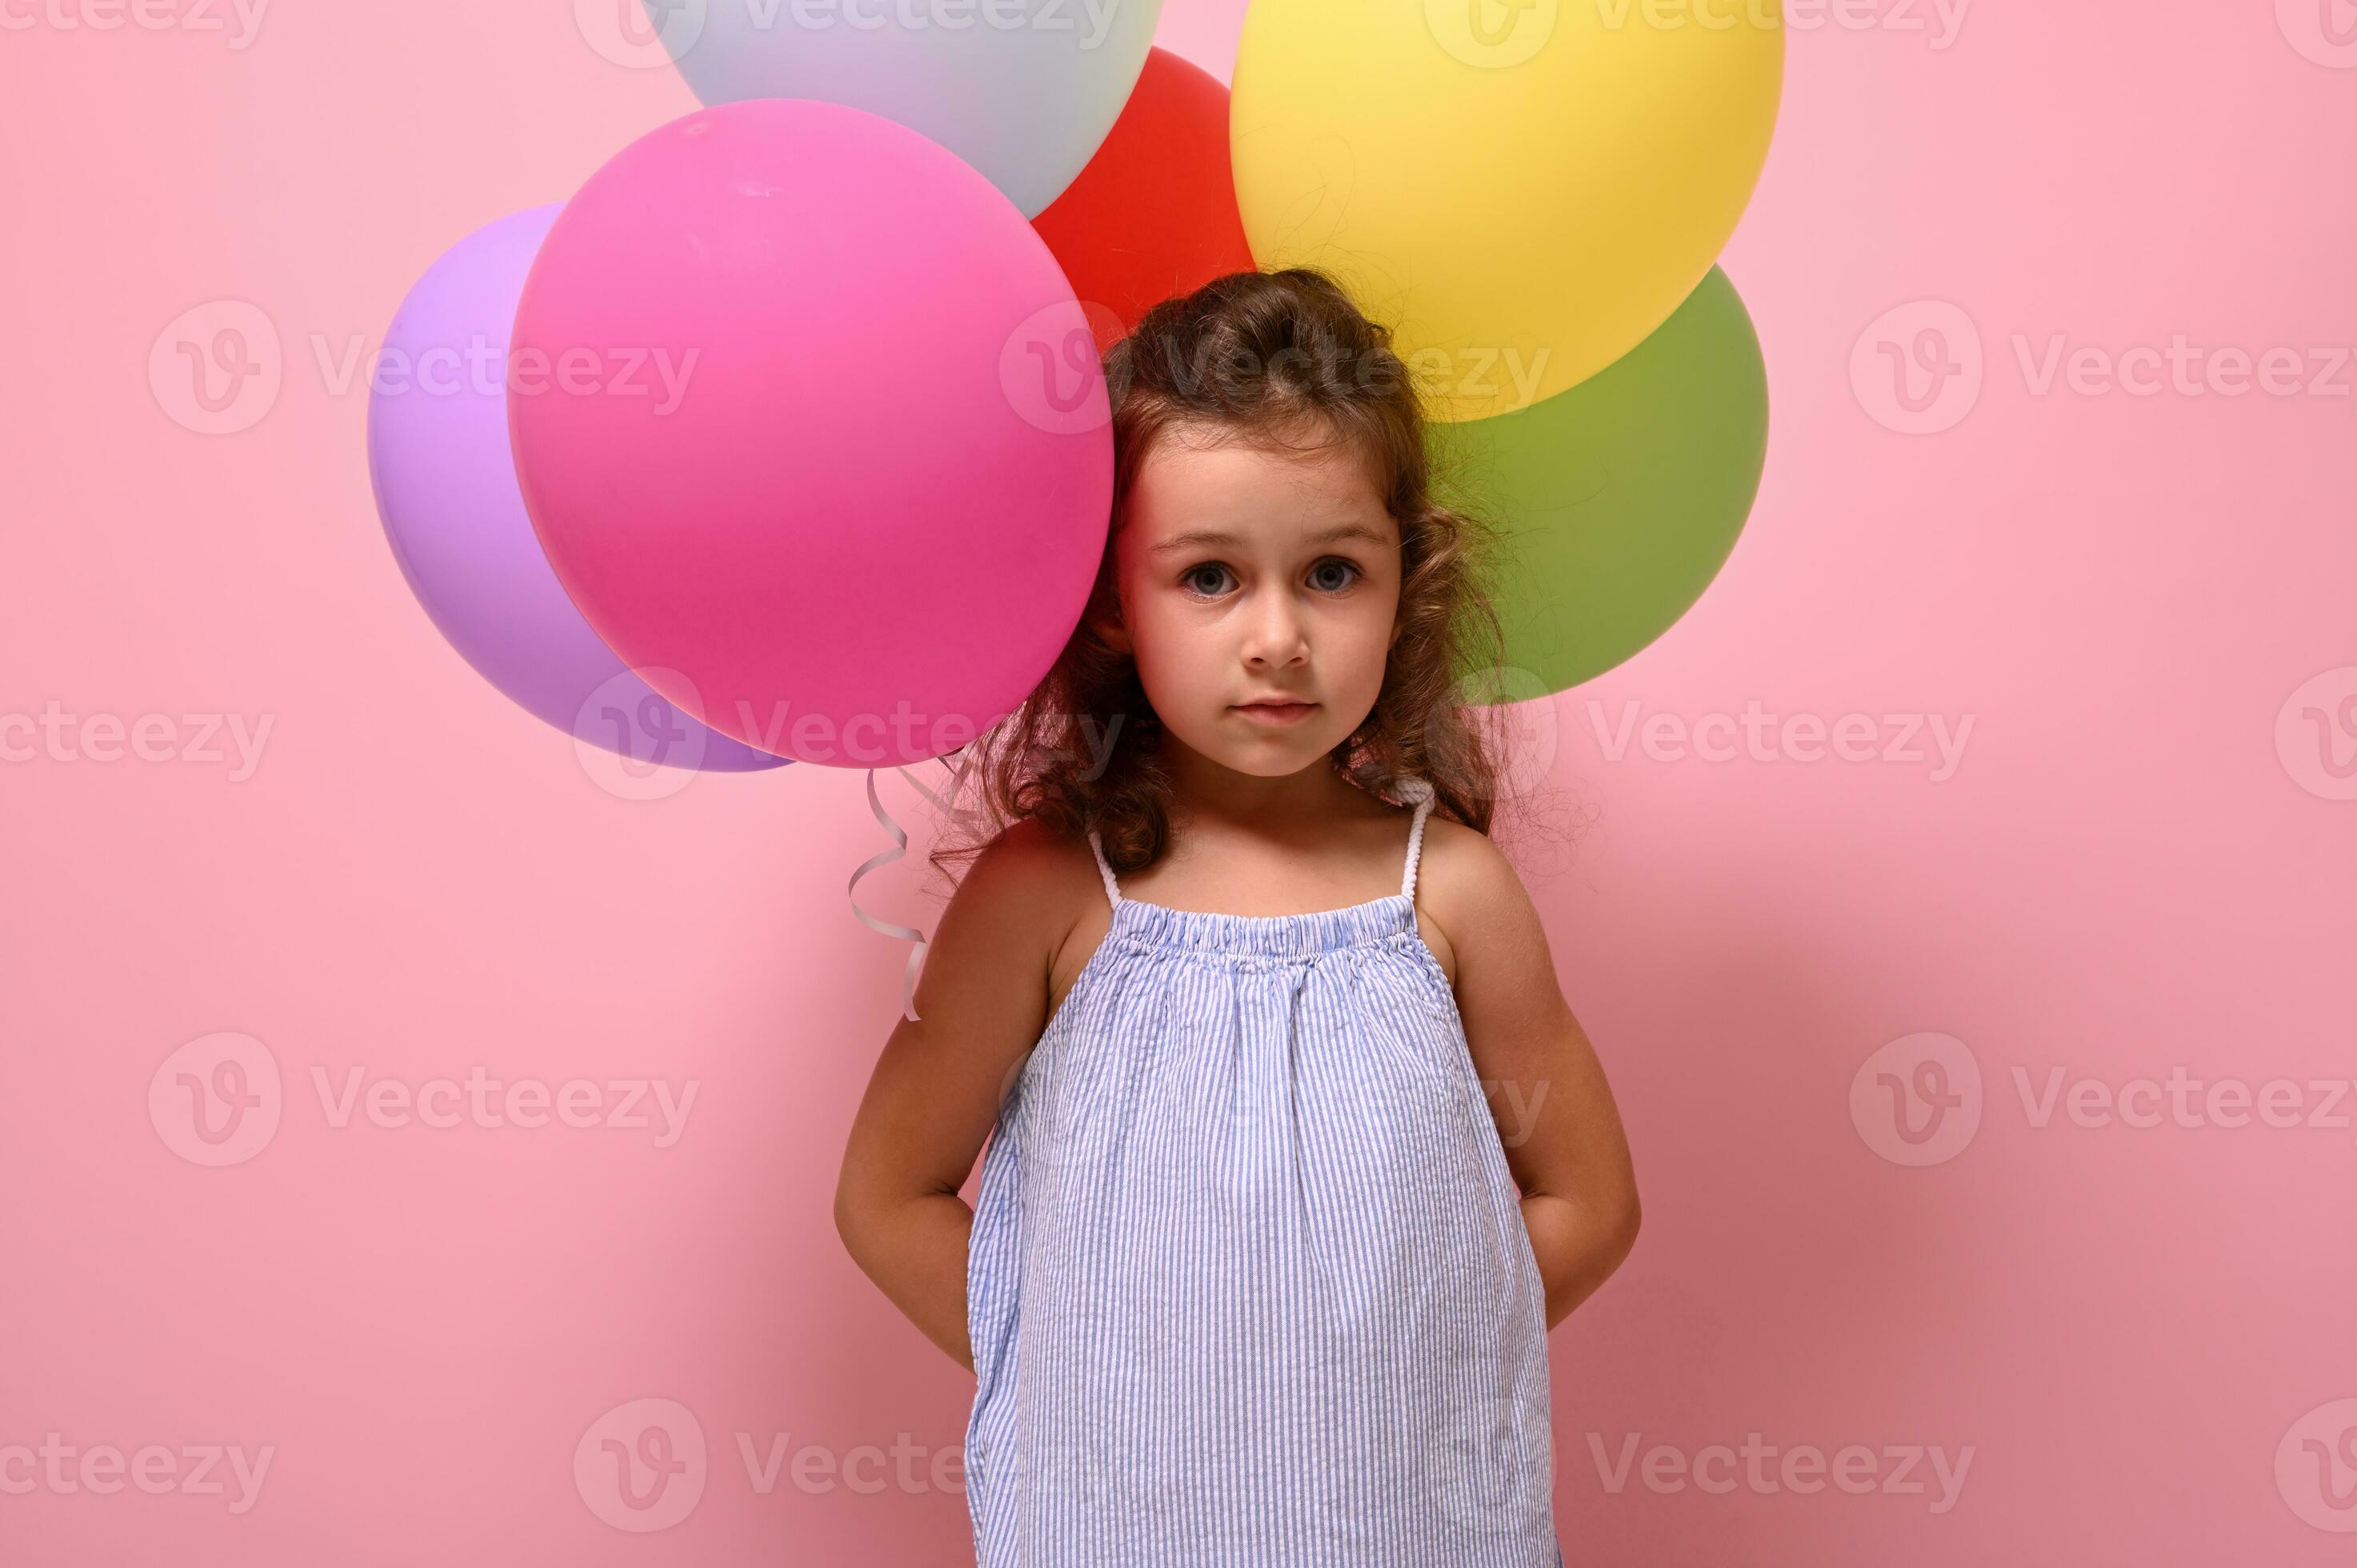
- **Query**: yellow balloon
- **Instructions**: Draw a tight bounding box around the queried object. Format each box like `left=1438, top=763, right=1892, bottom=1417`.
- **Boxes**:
left=1231, top=0, right=1783, bottom=421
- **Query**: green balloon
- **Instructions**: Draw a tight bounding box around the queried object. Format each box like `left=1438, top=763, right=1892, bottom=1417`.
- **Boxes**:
left=1430, top=266, right=1768, bottom=694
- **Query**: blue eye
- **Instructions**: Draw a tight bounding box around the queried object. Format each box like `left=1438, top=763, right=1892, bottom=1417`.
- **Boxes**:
left=1309, top=558, right=1361, bottom=593
left=1182, top=563, right=1236, bottom=597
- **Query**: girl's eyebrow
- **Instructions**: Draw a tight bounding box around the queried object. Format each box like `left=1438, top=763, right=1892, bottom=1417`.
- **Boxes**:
left=1149, top=522, right=1391, bottom=556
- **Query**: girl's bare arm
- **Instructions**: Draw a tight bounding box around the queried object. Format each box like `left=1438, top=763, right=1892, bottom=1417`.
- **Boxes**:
left=830, top=822, right=1078, bottom=1371
left=1422, top=822, right=1641, bottom=1331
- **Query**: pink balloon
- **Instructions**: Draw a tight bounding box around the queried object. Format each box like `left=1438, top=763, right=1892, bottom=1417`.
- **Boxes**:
left=509, top=99, right=1110, bottom=767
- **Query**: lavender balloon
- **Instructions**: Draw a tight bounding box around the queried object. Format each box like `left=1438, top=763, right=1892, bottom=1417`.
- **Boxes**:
left=366, top=205, right=786, bottom=774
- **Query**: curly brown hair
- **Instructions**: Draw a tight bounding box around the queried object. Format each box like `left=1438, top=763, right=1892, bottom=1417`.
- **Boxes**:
left=926, top=266, right=1520, bottom=882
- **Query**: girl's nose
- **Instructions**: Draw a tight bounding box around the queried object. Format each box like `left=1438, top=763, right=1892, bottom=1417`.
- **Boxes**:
left=1241, top=593, right=1310, bottom=668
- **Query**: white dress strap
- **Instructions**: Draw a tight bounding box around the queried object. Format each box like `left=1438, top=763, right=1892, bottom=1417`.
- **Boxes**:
left=1399, top=778, right=1437, bottom=900
left=1085, top=829, right=1123, bottom=909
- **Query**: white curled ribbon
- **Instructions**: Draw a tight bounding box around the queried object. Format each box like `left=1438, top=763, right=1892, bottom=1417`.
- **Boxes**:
left=848, top=750, right=984, bottom=1022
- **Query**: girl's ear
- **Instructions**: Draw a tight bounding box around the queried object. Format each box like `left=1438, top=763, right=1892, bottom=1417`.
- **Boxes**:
left=1096, top=600, right=1132, bottom=655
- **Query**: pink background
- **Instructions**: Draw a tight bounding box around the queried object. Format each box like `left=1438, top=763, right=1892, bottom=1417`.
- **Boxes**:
left=5, top=2, right=2355, bottom=1562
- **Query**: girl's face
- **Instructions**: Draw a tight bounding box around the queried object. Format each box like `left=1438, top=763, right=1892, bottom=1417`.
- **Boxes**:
left=1102, top=423, right=1403, bottom=781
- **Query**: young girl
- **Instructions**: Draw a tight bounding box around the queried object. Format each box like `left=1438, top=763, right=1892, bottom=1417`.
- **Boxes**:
left=834, top=269, right=1639, bottom=1566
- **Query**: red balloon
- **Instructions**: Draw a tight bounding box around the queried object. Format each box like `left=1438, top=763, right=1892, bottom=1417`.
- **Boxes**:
left=1033, top=48, right=1258, bottom=351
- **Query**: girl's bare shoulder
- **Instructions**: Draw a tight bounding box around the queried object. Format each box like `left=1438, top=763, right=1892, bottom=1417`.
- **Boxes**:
left=943, top=817, right=1114, bottom=1014
left=1409, top=816, right=1537, bottom=977
left=1414, top=812, right=1519, bottom=872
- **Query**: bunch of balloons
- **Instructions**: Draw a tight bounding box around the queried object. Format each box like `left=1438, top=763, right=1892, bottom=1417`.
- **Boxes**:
left=366, top=0, right=1783, bottom=782
left=366, top=7, right=1174, bottom=774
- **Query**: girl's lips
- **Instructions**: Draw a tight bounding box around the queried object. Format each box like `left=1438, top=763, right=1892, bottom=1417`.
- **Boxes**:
left=1232, top=702, right=1319, bottom=726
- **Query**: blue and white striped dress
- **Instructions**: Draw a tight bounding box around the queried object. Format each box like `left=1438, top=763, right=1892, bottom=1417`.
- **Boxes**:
left=963, top=778, right=1563, bottom=1567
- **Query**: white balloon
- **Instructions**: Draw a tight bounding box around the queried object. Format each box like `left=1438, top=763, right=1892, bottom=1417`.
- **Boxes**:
left=639, top=0, right=1162, bottom=219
